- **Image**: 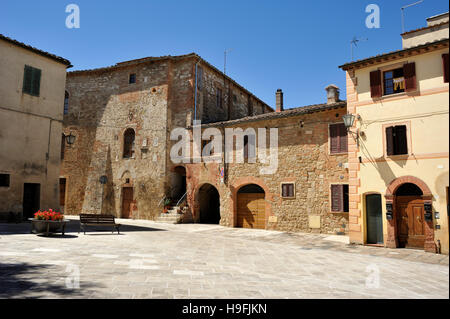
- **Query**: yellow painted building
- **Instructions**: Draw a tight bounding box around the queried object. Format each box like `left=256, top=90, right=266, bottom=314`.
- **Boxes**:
left=339, top=13, right=449, bottom=254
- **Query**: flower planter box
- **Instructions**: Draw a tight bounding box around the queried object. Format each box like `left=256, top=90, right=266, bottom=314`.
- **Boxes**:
left=29, top=219, right=69, bottom=237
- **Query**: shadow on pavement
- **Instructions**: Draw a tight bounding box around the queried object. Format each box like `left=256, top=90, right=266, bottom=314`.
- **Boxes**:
left=0, top=262, right=100, bottom=298
left=0, top=220, right=167, bottom=236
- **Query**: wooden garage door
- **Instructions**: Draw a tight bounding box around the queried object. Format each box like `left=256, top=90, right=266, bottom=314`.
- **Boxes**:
left=237, top=193, right=265, bottom=229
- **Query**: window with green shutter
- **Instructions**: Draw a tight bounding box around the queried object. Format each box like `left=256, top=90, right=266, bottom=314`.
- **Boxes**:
left=22, top=65, right=41, bottom=96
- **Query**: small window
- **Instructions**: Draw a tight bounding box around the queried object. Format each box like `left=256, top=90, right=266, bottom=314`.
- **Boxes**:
left=129, top=73, right=136, bottom=84
left=216, top=88, right=222, bottom=108
left=61, top=134, right=66, bottom=160
left=329, top=123, right=347, bottom=154
left=123, top=128, right=135, bottom=158
left=331, top=184, right=349, bottom=212
left=0, top=174, right=10, bottom=187
left=64, top=91, right=69, bottom=115
left=383, top=68, right=404, bottom=96
left=281, top=183, right=295, bottom=198
left=386, top=125, right=408, bottom=156
left=22, top=65, right=41, bottom=96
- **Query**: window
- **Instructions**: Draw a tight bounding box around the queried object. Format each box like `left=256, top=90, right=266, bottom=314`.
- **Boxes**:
left=197, top=66, right=203, bottom=89
left=216, top=88, right=222, bottom=108
left=123, top=128, right=135, bottom=158
left=370, top=62, right=416, bottom=98
left=386, top=125, right=408, bottom=156
left=383, top=68, right=404, bottom=95
left=61, top=134, right=66, bottom=160
left=22, top=65, right=41, bottom=96
left=281, top=183, right=295, bottom=198
left=331, top=184, right=349, bottom=212
left=129, top=73, right=136, bottom=84
left=0, top=174, right=10, bottom=187
left=329, top=123, right=347, bottom=154
left=443, top=53, right=449, bottom=83
left=64, top=91, right=69, bottom=115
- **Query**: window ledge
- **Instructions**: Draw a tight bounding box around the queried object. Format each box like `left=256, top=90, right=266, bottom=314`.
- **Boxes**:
left=384, top=154, right=410, bottom=160
left=330, top=152, right=348, bottom=156
left=330, top=211, right=349, bottom=214
left=374, top=90, right=419, bottom=101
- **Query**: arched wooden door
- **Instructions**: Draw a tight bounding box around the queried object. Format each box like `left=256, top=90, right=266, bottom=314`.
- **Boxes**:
left=396, top=196, right=425, bottom=248
left=236, top=184, right=266, bottom=229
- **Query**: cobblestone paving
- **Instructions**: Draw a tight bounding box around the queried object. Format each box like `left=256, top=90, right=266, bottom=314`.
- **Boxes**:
left=0, top=217, right=448, bottom=299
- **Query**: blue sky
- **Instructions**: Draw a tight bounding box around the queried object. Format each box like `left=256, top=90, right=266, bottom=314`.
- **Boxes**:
left=1, top=0, right=448, bottom=109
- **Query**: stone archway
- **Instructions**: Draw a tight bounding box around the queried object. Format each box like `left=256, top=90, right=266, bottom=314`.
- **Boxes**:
left=196, top=183, right=220, bottom=224
left=236, top=184, right=266, bottom=229
left=384, top=176, right=435, bottom=252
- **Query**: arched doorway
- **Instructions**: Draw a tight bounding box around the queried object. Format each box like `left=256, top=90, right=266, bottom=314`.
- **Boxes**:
left=236, top=184, right=266, bottom=229
left=198, top=184, right=220, bottom=224
left=385, top=176, right=434, bottom=252
left=395, top=183, right=425, bottom=249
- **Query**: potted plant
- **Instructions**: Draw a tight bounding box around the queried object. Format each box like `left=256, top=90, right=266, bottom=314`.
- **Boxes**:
left=163, top=198, right=171, bottom=214
left=31, top=209, right=68, bottom=236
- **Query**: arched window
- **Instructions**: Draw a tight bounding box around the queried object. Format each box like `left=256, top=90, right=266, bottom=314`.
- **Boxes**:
left=123, top=128, right=135, bottom=158
left=64, top=91, right=69, bottom=115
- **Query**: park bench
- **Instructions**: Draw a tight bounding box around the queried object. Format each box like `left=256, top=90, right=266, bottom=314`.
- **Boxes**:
left=79, top=214, right=121, bottom=235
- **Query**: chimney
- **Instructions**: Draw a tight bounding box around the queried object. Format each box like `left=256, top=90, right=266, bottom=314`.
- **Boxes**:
left=325, top=85, right=340, bottom=104
left=276, top=89, right=283, bottom=112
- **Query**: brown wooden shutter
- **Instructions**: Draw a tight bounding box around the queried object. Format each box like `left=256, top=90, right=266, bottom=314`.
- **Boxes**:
left=338, top=123, right=348, bottom=153
left=282, top=184, right=287, bottom=197
left=404, top=62, right=416, bottom=92
left=331, top=185, right=343, bottom=212
left=386, top=126, right=394, bottom=156
left=370, top=70, right=382, bottom=98
left=22, top=65, right=33, bottom=94
left=443, top=54, right=449, bottom=83
left=395, top=125, right=408, bottom=155
left=330, top=124, right=339, bottom=154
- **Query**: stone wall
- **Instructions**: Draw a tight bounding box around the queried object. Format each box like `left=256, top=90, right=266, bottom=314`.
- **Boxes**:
left=185, top=107, right=350, bottom=234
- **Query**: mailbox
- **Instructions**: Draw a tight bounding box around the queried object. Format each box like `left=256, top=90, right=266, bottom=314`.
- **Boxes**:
left=386, top=203, right=393, bottom=220
left=424, top=203, right=433, bottom=222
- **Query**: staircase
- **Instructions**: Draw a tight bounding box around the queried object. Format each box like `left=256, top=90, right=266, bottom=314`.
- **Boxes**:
left=155, top=206, right=183, bottom=224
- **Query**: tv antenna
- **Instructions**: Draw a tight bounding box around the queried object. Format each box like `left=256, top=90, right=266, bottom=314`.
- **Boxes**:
left=350, top=36, right=368, bottom=61
left=401, top=0, right=424, bottom=33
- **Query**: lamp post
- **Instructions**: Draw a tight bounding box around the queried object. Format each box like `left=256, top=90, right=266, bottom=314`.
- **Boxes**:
left=342, top=113, right=359, bottom=147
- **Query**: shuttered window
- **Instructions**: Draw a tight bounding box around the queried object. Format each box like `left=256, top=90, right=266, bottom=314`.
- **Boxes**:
left=370, top=70, right=382, bottom=98
left=22, top=65, right=41, bottom=96
left=281, top=183, right=295, bottom=198
left=443, top=54, right=449, bottom=83
left=386, top=125, right=408, bottom=156
left=331, top=184, right=349, bottom=212
left=330, top=123, right=347, bottom=154
left=61, top=134, right=66, bottom=160
left=129, top=74, right=136, bottom=84
left=123, top=128, right=135, bottom=158
left=403, top=62, right=416, bottom=92
left=0, top=174, right=10, bottom=187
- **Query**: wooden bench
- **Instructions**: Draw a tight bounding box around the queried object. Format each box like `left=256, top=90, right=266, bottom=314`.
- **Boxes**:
left=79, top=214, right=121, bottom=235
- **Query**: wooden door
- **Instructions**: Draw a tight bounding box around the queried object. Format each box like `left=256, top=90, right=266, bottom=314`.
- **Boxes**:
left=23, top=183, right=40, bottom=219
left=59, top=178, right=66, bottom=207
left=366, top=194, right=384, bottom=244
left=396, top=196, right=425, bottom=248
left=237, top=193, right=265, bottom=229
left=121, top=187, right=133, bottom=219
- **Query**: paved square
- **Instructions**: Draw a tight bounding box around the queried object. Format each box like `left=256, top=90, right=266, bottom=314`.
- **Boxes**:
left=0, top=217, right=448, bottom=299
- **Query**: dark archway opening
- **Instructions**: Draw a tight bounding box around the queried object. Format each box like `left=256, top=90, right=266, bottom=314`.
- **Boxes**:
left=198, top=184, right=220, bottom=224
left=395, top=183, right=423, bottom=196
left=171, top=166, right=187, bottom=204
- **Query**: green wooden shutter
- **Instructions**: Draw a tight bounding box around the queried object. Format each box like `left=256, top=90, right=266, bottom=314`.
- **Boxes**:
left=31, top=68, right=41, bottom=96
left=22, top=65, right=33, bottom=94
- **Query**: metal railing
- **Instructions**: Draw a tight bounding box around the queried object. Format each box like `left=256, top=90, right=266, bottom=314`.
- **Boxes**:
left=176, top=192, right=187, bottom=207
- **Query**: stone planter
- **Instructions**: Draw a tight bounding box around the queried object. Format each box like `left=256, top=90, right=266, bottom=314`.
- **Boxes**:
left=30, top=219, right=69, bottom=236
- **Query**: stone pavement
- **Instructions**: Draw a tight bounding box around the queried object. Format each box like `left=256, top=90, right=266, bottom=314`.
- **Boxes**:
left=0, top=216, right=448, bottom=299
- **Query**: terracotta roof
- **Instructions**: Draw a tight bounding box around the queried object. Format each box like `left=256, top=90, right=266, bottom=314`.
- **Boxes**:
left=401, top=21, right=448, bottom=36
left=0, top=34, right=72, bottom=67
left=193, top=101, right=347, bottom=128
left=68, top=53, right=273, bottom=112
left=339, top=38, right=449, bottom=70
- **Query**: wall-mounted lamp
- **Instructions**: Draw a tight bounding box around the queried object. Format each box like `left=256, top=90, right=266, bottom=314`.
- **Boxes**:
left=343, top=113, right=360, bottom=147
left=65, top=132, right=76, bottom=145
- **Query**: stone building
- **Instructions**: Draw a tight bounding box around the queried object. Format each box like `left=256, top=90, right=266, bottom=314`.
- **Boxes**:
left=0, top=34, right=71, bottom=220
left=60, top=53, right=272, bottom=220
left=339, top=12, right=449, bottom=254
left=183, top=86, right=349, bottom=234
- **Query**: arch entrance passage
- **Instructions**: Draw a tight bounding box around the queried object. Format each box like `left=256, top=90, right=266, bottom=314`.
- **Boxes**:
left=237, top=184, right=266, bottom=229
left=170, top=166, right=187, bottom=203
left=198, top=184, right=220, bottom=224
